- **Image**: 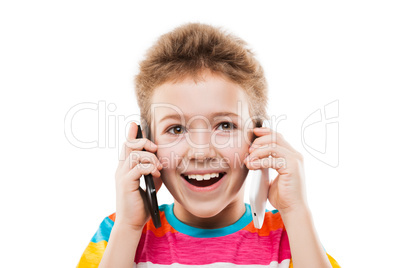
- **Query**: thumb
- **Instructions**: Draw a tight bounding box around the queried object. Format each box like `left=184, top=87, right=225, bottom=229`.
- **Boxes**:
left=127, top=122, right=139, bottom=141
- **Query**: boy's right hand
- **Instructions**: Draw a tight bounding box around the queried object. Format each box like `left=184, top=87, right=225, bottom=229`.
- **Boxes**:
left=114, top=123, right=163, bottom=231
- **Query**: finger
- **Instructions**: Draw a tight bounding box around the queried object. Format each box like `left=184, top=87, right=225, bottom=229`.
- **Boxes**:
left=119, top=135, right=158, bottom=165
left=128, top=122, right=139, bottom=141
left=253, top=126, right=272, bottom=135
left=118, top=122, right=140, bottom=161
left=124, top=151, right=163, bottom=171
left=246, top=143, right=292, bottom=161
left=118, top=140, right=147, bottom=166
left=126, top=162, right=161, bottom=180
left=251, top=128, right=297, bottom=153
left=137, top=171, right=163, bottom=194
left=246, top=156, right=288, bottom=173
left=125, top=138, right=158, bottom=153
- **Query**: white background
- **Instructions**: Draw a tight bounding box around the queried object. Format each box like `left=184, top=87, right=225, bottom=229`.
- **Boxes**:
left=1, top=1, right=401, bottom=267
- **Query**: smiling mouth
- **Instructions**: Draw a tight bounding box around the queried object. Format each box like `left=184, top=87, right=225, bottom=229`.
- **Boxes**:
left=181, top=172, right=226, bottom=187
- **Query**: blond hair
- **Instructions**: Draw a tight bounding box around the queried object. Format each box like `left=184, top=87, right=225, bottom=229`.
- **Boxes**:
left=134, top=22, right=268, bottom=138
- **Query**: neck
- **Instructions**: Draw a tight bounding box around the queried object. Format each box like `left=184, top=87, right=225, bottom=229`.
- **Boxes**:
left=173, top=188, right=246, bottom=229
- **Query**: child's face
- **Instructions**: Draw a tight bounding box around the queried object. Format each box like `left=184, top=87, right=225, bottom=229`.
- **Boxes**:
left=150, top=70, right=254, bottom=226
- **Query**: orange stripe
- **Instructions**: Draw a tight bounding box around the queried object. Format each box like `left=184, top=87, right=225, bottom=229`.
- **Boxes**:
left=108, top=212, right=116, bottom=222
left=142, top=211, right=180, bottom=237
left=108, top=210, right=285, bottom=237
left=241, top=211, right=285, bottom=236
left=106, top=211, right=179, bottom=237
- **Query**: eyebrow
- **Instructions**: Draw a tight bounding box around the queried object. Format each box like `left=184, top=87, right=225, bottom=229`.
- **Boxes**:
left=158, top=112, right=241, bottom=124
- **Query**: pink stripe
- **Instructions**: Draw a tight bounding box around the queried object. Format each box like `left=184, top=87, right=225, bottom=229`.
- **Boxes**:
left=135, top=229, right=291, bottom=265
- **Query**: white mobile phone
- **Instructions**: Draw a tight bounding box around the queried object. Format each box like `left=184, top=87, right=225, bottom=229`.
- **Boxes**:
left=249, top=168, right=269, bottom=229
left=249, top=120, right=270, bottom=229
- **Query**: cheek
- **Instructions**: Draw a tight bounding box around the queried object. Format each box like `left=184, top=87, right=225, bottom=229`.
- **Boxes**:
left=220, top=144, right=249, bottom=170
left=156, top=145, right=187, bottom=170
left=212, top=135, right=232, bottom=147
left=156, top=149, right=169, bottom=169
left=230, top=133, right=251, bottom=170
left=156, top=150, right=175, bottom=189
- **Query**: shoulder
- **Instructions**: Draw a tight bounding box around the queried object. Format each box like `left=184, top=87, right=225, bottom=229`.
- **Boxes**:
left=89, top=212, right=116, bottom=243
left=77, top=213, right=116, bottom=267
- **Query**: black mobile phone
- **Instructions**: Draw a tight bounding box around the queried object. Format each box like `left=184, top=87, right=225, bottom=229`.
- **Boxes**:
left=136, top=124, right=161, bottom=228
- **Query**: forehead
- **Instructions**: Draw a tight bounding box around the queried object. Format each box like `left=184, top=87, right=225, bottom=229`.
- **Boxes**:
left=150, top=73, right=250, bottom=124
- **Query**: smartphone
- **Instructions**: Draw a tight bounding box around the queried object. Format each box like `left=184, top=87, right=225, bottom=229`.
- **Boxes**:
left=136, top=124, right=161, bottom=228
left=249, top=121, right=270, bottom=229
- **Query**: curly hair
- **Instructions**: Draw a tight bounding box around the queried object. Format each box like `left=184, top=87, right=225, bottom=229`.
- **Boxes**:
left=134, top=22, right=268, bottom=138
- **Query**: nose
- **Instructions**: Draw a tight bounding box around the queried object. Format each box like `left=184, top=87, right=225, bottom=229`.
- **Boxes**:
left=186, top=128, right=217, bottom=161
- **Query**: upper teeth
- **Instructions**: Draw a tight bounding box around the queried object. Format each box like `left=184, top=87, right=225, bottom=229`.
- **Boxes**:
left=186, top=173, right=221, bottom=181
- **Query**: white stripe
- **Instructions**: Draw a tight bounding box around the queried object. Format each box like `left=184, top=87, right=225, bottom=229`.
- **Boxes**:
left=133, top=260, right=290, bottom=268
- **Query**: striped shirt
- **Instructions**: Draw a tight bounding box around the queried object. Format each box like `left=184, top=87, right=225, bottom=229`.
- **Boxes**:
left=77, top=203, right=340, bottom=267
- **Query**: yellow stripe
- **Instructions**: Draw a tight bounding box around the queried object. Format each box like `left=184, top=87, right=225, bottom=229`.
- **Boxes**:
left=76, top=241, right=107, bottom=268
left=327, top=253, right=341, bottom=268
left=289, top=253, right=340, bottom=268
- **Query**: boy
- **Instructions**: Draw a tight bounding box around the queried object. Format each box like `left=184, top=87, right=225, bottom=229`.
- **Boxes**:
left=77, top=23, right=340, bottom=267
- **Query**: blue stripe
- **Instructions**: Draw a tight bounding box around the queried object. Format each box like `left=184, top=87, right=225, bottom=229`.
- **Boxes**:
left=267, top=208, right=279, bottom=214
left=160, top=203, right=253, bottom=238
left=90, top=216, right=114, bottom=243
left=89, top=204, right=279, bottom=242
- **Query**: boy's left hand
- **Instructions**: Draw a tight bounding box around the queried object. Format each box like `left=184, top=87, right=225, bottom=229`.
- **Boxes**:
left=244, top=127, right=308, bottom=215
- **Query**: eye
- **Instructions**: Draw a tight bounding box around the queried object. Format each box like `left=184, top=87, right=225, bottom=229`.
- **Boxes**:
left=167, top=125, right=186, bottom=135
left=217, top=122, right=237, bottom=132
left=167, top=122, right=237, bottom=135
